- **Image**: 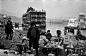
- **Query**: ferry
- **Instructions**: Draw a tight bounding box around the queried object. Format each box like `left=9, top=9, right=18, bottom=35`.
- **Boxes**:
left=65, top=13, right=86, bottom=32
left=22, top=7, right=46, bottom=31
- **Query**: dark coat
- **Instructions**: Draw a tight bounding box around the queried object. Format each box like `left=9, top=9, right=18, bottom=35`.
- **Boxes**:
left=27, top=27, right=40, bottom=48
left=5, top=21, right=13, bottom=34
left=46, top=32, right=52, bottom=40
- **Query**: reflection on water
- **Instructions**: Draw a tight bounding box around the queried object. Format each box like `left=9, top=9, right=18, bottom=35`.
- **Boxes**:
left=46, top=22, right=86, bottom=36
left=15, top=22, right=86, bottom=36
left=46, top=22, right=66, bottom=36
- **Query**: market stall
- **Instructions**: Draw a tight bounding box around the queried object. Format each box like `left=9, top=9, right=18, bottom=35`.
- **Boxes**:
left=63, top=26, right=86, bottom=56
left=39, top=35, right=64, bottom=56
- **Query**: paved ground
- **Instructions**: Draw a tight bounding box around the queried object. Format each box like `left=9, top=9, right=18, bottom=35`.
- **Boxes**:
left=0, top=27, right=64, bottom=56
left=0, top=49, right=47, bottom=56
left=0, top=27, right=26, bottom=48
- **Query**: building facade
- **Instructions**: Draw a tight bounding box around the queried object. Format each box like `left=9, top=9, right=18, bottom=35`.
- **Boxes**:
left=22, top=7, right=46, bottom=31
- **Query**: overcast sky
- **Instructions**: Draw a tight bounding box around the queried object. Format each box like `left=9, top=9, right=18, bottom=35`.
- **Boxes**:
left=0, top=0, right=86, bottom=19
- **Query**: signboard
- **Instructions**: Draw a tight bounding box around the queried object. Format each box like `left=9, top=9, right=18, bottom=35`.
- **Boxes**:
left=63, top=35, right=70, bottom=44
left=64, top=33, right=77, bottom=46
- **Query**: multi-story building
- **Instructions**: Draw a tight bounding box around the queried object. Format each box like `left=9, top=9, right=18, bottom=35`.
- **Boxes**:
left=22, top=7, right=46, bottom=31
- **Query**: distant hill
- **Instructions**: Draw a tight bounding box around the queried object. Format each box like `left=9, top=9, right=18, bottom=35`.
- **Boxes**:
left=1, top=10, right=22, bottom=18
left=0, top=10, right=22, bottom=23
left=10, top=16, right=22, bottom=23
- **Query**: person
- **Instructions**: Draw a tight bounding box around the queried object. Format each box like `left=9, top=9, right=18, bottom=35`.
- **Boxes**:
left=22, top=35, right=29, bottom=53
left=76, top=29, right=86, bottom=40
left=16, top=34, right=28, bottom=55
left=39, top=33, right=49, bottom=46
left=68, top=28, right=74, bottom=34
left=15, top=22, right=19, bottom=28
left=46, top=30, right=52, bottom=41
left=56, top=30, right=63, bottom=46
left=5, top=18, right=13, bottom=40
left=64, top=28, right=67, bottom=35
left=27, top=22, right=40, bottom=56
left=55, top=30, right=64, bottom=56
left=40, top=30, right=46, bottom=36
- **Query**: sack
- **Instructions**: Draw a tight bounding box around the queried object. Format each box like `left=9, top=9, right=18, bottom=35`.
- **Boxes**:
left=78, top=40, right=85, bottom=47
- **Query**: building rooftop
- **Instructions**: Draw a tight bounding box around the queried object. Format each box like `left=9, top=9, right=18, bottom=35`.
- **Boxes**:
left=26, top=7, right=46, bottom=13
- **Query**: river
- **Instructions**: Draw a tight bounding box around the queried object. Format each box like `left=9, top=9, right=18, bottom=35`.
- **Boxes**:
left=46, top=22, right=66, bottom=36
left=15, top=22, right=86, bottom=36
left=46, top=22, right=86, bottom=36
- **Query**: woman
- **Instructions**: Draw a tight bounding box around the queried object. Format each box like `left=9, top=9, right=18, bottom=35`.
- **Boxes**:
left=55, top=30, right=64, bottom=56
left=46, top=30, right=52, bottom=41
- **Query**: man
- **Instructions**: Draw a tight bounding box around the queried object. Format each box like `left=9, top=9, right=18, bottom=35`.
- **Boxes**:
left=5, top=18, right=13, bottom=40
left=27, top=22, right=40, bottom=56
left=76, top=29, right=86, bottom=40
left=56, top=30, right=63, bottom=45
left=46, top=30, right=52, bottom=41
left=55, top=30, right=64, bottom=56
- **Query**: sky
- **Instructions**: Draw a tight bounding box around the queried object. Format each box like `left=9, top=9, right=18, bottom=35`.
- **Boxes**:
left=0, top=0, right=1, bottom=12
left=0, top=0, right=86, bottom=19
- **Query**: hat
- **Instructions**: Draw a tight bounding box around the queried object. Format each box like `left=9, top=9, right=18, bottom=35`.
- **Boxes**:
left=47, top=30, right=50, bottom=32
left=22, top=36, right=27, bottom=40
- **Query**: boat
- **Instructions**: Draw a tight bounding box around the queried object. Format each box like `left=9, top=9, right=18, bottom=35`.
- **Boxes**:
left=22, top=7, right=46, bottom=31
left=65, top=13, right=86, bottom=32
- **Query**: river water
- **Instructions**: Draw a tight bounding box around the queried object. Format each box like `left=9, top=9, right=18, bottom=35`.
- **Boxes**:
left=46, top=22, right=66, bottom=36
left=46, top=22, right=86, bottom=36
left=15, top=22, right=86, bottom=36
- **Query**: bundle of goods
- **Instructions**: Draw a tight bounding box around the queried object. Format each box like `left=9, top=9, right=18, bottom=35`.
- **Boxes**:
left=39, top=35, right=49, bottom=47
left=77, top=40, right=85, bottom=47
left=48, top=53, right=55, bottom=56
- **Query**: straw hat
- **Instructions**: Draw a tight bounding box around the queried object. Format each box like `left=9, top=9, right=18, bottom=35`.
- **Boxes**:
left=22, top=36, right=27, bottom=40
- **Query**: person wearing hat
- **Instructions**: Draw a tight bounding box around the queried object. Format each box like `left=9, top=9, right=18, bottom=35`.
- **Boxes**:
left=5, top=18, right=13, bottom=40
left=27, top=22, right=40, bottom=56
left=46, top=29, right=52, bottom=41
left=55, top=30, right=64, bottom=56
left=22, top=35, right=29, bottom=53
left=17, top=34, right=28, bottom=54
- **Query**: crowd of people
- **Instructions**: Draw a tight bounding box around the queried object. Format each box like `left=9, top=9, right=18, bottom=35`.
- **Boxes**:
left=3, top=18, right=86, bottom=56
